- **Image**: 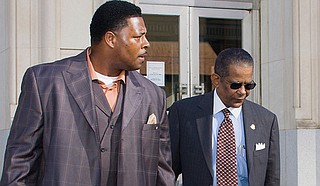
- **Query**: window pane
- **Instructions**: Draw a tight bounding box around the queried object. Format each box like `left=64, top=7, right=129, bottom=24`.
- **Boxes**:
left=199, top=18, right=242, bottom=92
left=143, top=15, right=179, bottom=107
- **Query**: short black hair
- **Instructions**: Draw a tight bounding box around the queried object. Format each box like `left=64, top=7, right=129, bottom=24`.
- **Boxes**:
left=214, top=48, right=254, bottom=78
left=90, top=1, right=142, bottom=44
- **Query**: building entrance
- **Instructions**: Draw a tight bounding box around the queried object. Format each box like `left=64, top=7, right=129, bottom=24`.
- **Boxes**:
left=140, top=4, right=255, bottom=108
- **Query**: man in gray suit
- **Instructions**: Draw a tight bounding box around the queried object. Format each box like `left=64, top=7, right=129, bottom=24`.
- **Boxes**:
left=0, top=1, right=175, bottom=185
left=169, top=48, right=280, bottom=186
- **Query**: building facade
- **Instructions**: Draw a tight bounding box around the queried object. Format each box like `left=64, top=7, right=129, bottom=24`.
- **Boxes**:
left=0, top=0, right=319, bottom=185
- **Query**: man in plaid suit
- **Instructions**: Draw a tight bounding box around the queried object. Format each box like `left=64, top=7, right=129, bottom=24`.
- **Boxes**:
left=0, top=1, right=174, bottom=185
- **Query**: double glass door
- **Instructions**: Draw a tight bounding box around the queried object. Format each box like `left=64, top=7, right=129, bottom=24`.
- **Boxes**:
left=140, top=4, right=255, bottom=108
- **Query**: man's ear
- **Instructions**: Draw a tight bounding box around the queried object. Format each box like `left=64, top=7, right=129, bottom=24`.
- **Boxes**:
left=104, top=31, right=116, bottom=48
left=212, top=73, right=220, bottom=88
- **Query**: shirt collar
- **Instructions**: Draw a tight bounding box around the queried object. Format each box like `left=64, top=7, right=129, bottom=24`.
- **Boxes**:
left=86, top=47, right=126, bottom=84
left=213, top=89, right=242, bottom=118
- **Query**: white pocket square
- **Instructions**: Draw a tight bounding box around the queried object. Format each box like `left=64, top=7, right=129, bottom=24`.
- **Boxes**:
left=255, top=143, right=265, bottom=151
left=147, top=113, right=157, bottom=124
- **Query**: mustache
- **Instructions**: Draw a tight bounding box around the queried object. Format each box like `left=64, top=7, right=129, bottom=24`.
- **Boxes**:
left=139, top=51, right=148, bottom=56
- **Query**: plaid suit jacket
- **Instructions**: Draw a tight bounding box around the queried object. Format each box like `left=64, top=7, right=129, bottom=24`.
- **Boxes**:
left=0, top=50, right=175, bottom=186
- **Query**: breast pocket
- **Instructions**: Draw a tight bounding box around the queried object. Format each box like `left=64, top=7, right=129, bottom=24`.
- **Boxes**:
left=142, top=123, right=160, bottom=131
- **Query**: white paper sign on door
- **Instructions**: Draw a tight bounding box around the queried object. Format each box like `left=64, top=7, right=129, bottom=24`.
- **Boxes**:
left=147, top=61, right=165, bottom=87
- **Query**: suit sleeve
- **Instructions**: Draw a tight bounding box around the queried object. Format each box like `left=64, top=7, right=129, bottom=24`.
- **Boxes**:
left=168, top=103, right=182, bottom=180
left=156, top=90, right=175, bottom=186
left=0, top=68, right=44, bottom=186
left=265, top=114, right=280, bottom=185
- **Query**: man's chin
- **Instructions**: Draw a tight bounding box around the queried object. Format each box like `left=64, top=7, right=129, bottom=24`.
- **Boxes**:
left=231, top=101, right=244, bottom=108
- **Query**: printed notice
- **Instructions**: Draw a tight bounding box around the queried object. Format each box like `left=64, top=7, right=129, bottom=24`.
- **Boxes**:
left=147, top=61, right=165, bottom=86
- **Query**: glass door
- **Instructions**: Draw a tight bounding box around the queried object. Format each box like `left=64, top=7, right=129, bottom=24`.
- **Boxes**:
left=190, top=8, right=255, bottom=97
left=140, top=4, right=189, bottom=108
left=140, top=5, right=257, bottom=107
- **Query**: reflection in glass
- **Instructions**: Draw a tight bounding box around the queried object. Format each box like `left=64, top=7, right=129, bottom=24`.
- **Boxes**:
left=199, top=18, right=242, bottom=92
left=142, top=15, right=179, bottom=108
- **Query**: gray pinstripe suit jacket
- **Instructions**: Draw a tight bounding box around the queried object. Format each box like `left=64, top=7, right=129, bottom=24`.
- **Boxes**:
left=0, top=50, right=175, bottom=186
left=168, top=92, right=280, bottom=186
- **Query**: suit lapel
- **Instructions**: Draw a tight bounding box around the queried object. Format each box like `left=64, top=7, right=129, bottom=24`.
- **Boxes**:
left=196, top=92, right=214, bottom=177
left=242, top=101, right=256, bottom=179
left=92, top=82, right=112, bottom=117
left=121, top=71, right=145, bottom=131
left=62, top=51, right=97, bottom=134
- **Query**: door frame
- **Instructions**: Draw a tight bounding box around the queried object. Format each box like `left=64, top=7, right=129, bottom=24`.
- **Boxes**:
left=140, top=4, right=191, bottom=98
left=190, top=8, right=257, bottom=99
left=140, top=4, right=260, bottom=102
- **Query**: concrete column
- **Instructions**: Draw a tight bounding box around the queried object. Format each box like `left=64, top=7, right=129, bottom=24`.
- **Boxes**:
left=0, top=0, right=10, bottom=130
left=40, top=1, right=59, bottom=62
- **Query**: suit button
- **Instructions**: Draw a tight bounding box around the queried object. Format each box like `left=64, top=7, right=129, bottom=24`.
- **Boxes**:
left=100, top=148, right=107, bottom=152
left=110, top=125, right=114, bottom=129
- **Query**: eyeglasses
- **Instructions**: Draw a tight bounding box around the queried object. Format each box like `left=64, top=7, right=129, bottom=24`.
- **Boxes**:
left=215, top=73, right=256, bottom=90
left=228, top=80, right=256, bottom=90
